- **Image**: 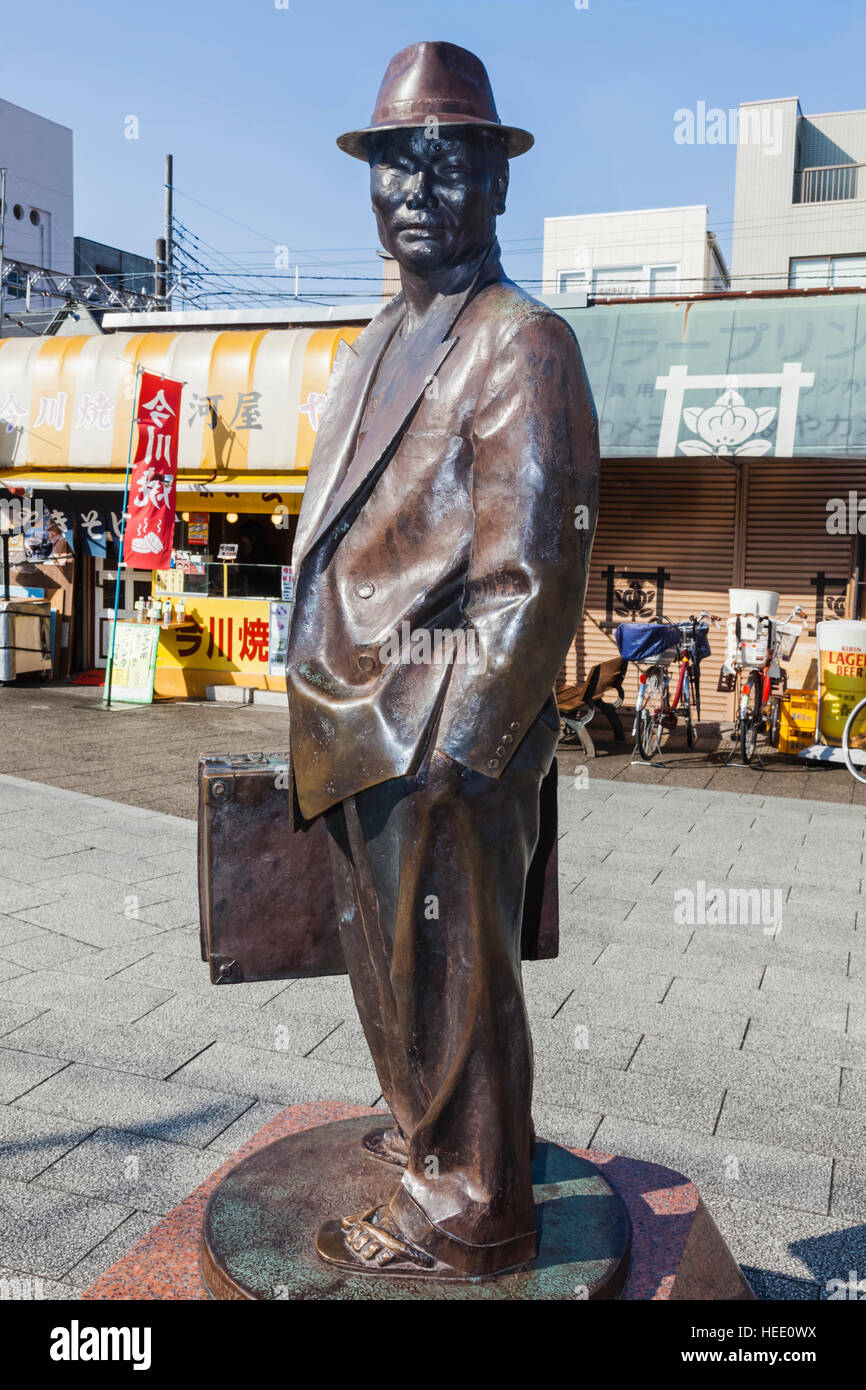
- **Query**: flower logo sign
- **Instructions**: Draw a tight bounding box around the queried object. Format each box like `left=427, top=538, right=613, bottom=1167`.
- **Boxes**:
left=654, top=364, right=814, bottom=460
left=678, top=388, right=776, bottom=458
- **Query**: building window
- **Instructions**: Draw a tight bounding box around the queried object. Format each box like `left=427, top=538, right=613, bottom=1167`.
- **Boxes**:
left=557, top=270, right=588, bottom=293
left=649, top=264, right=680, bottom=294
left=789, top=253, right=866, bottom=289
left=558, top=264, right=682, bottom=297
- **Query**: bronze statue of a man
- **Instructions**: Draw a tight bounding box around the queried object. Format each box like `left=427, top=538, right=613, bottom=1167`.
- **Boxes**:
left=285, top=40, right=599, bottom=1279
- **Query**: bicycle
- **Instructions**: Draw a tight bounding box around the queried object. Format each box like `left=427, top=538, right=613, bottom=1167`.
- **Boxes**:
left=618, top=612, right=719, bottom=762
left=721, top=603, right=806, bottom=765
left=841, top=696, right=866, bottom=783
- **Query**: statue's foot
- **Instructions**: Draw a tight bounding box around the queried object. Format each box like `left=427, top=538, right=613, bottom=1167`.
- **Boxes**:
left=316, top=1203, right=438, bottom=1276
left=362, top=1121, right=536, bottom=1167
left=316, top=1192, right=538, bottom=1281
left=361, top=1124, right=409, bottom=1168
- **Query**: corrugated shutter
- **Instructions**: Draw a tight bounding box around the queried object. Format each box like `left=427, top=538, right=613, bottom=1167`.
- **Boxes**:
left=566, top=458, right=865, bottom=726
left=743, top=460, right=866, bottom=688
left=567, top=459, right=738, bottom=722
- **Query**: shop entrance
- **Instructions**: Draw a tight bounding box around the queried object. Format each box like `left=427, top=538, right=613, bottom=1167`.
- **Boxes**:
left=93, top=560, right=153, bottom=667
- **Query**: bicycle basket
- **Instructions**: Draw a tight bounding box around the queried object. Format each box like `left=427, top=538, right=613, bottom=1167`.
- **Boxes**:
left=678, top=621, right=712, bottom=663
left=615, top=622, right=682, bottom=663
left=775, top=622, right=801, bottom=661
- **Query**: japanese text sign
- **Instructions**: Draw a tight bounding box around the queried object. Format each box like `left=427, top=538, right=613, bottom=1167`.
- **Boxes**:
left=123, top=373, right=184, bottom=570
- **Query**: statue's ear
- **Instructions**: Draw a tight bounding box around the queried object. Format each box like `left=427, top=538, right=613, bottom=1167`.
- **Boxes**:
left=493, top=170, right=509, bottom=217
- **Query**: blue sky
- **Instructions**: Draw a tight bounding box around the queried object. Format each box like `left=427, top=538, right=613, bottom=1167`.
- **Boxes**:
left=4, top=0, right=866, bottom=302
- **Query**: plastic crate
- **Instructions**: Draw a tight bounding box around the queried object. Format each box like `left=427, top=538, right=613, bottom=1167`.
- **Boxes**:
left=776, top=689, right=818, bottom=753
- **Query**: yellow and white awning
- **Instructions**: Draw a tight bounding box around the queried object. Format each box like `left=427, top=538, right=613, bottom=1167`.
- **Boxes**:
left=0, top=325, right=362, bottom=476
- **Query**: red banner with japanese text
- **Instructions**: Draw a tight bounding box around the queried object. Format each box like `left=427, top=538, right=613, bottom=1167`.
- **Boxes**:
left=122, top=372, right=184, bottom=570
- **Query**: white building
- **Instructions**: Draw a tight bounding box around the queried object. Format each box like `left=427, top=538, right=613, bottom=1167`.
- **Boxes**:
left=732, top=98, right=866, bottom=291
left=542, top=205, right=729, bottom=299
left=0, top=97, right=74, bottom=312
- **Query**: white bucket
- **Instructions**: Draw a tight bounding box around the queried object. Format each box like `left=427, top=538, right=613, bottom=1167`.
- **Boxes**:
left=729, top=589, right=779, bottom=617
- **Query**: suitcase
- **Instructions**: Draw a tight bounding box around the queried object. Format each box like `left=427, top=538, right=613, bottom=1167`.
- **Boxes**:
left=198, top=751, right=560, bottom=984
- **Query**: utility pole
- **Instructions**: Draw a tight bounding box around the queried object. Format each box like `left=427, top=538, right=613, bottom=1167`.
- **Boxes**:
left=0, top=169, right=7, bottom=337
left=164, top=154, right=173, bottom=310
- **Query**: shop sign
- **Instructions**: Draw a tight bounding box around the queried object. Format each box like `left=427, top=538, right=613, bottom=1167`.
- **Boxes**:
left=123, top=373, right=183, bottom=570
left=281, top=565, right=294, bottom=601
left=654, top=365, right=815, bottom=459
left=268, top=600, right=292, bottom=676
left=107, top=621, right=159, bottom=704
left=157, top=597, right=273, bottom=674
left=218, top=543, right=238, bottom=561
left=188, top=513, right=209, bottom=546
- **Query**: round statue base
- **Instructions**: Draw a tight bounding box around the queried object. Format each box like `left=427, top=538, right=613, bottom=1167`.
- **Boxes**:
left=201, top=1115, right=631, bottom=1300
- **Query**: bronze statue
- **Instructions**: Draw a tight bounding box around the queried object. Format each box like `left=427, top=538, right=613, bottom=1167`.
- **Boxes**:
left=285, top=40, right=599, bottom=1279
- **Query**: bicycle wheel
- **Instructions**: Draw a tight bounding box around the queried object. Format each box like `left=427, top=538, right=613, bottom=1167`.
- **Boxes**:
left=740, top=671, right=761, bottom=765
left=637, top=667, right=665, bottom=760
left=843, top=696, right=866, bottom=785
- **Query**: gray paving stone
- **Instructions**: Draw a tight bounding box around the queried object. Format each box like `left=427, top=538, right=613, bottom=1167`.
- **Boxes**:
left=135, top=900, right=199, bottom=930
left=596, top=941, right=765, bottom=991
left=136, top=993, right=342, bottom=1057
left=533, top=1062, right=723, bottom=1134
left=205, top=1101, right=285, bottom=1155
left=0, top=1048, right=68, bottom=1104
left=64, top=1211, right=157, bottom=1288
left=0, top=971, right=171, bottom=1025
left=171, top=1038, right=381, bottom=1107
left=840, top=1068, right=866, bottom=1111
left=2, top=935, right=99, bottom=972
left=59, top=941, right=160, bottom=981
left=530, top=1104, right=602, bottom=1150
left=7, top=902, right=168, bottom=949
left=31, top=873, right=178, bottom=913
left=707, top=1190, right=866, bottom=1288
left=662, top=977, right=848, bottom=1033
left=0, top=918, right=45, bottom=951
left=761, top=963, right=866, bottom=1005
left=630, top=1037, right=840, bottom=1108
left=0, top=1176, right=132, bottom=1279
left=744, top=1020, right=866, bottom=1070
left=267, top=976, right=355, bottom=1015
left=34, top=1127, right=222, bottom=1217
left=16, top=1063, right=252, bottom=1147
left=556, top=992, right=748, bottom=1048
left=594, top=1114, right=832, bottom=1214
left=718, top=1092, right=865, bottom=1161
left=0, top=829, right=94, bottom=860
left=111, top=954, right=285, bottom=1001
left=0, top=878, right=61, bottom=914
left=0, top=1265, right=83, bottom=1299
left=743, top=1269, right=820, bottom=1300
left=0, top=1104, right=95, bottom=1180
left=0, top=1001, right=46, bottom=1037
left=33, top=847, right=185, bottom=886
left=3, top=1010, right=213, bottom=1080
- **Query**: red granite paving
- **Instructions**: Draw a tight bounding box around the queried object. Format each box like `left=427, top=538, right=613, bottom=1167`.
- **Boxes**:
left=83, top=1103, right=732, bottom=1302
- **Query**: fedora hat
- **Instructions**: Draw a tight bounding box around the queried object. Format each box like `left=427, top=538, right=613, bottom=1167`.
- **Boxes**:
left=337, top=41, right=534, bottom=161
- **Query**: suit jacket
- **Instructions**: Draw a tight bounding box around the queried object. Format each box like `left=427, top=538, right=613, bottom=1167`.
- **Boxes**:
left=286, top=245, right=599, bottom=822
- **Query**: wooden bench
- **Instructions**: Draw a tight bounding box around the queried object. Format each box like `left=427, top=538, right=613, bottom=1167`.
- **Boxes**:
left=557, top=656, right=629, bottom=756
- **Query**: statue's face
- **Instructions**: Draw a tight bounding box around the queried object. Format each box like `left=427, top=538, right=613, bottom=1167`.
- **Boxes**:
left=370, top=126, right=507, bottom=274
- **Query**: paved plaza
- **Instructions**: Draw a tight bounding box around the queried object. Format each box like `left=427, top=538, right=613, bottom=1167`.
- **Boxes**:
left=0, top=687, right=864, bottom=1299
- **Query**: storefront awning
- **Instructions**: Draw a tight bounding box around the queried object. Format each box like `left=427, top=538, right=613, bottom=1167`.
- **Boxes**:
left=0, top=325, right=361, bottom=474
left=0, top=470, right=309, bottom=514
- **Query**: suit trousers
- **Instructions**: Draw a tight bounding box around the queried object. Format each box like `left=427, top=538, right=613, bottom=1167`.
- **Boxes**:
left=324, top=696, right=560, bottom=1271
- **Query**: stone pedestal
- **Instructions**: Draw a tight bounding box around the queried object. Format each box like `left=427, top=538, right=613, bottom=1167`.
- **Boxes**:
left=82, top=1102, right=753, bottom=1302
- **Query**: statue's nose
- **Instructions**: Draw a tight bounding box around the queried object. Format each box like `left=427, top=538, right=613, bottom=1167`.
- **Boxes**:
left=405, top=171, right=438, bottom=210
